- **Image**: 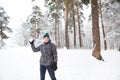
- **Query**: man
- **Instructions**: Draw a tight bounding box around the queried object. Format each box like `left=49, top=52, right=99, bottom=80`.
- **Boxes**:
left=29, top=33, right=57, bottom=80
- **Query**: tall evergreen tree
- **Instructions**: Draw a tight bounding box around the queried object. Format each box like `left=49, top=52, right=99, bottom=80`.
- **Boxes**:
left=29, top=5, right=43, bottom=39
left=0, top=6, right=12, bottom=48
left=45, top=0, right=63, bottom=47
left=91, top=0, right=103, bottom=61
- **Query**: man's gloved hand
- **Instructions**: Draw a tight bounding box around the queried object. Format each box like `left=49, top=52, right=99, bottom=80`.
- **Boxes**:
left=29, top=39, right=34, bottom=45
left=51, top=62, right=57, bottom=71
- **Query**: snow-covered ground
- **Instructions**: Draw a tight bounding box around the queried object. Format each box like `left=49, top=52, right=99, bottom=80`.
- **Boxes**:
left=0, top=47, right=120, bottom=80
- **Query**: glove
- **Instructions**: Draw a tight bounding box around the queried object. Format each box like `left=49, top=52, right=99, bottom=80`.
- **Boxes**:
left=29, top=39, right=34, bottom=45
left=51, top=62, right=57, bottom=71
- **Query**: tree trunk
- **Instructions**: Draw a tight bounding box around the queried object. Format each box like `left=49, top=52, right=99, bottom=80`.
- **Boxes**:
left=55, top=18, right=57, bottom=44
left=65, top=0, right=69, bottom=49
left=0, top=21, right=3, bottom=48
left=72, top=0, right=76, bottom=48
left=100, top=0, right=107, bottom=50
left=34, top=18, right=37, bottom=39
left=0, top=21, right=3, bottom=41
left=58, top=24, right=60, bottom=48
left=0, top=21, right=2, bottom=39
left=76, top=3, right=82, bottom=48
left=91, top=0, right=104, bottom=61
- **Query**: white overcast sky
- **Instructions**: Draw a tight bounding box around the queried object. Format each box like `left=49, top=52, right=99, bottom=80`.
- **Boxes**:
left=0, top=0, right=47, bottom=30
left=0, top=0, right=90, bottom=33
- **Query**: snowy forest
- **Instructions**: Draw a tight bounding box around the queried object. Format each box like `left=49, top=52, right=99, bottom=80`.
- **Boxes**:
left=0, top=0, right=120, bottom=60
left=0, top=0, right=120, bottom=80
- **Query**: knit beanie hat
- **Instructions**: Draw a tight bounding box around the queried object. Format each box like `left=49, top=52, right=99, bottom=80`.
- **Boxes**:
left=43, top=33, right=49, bottom=39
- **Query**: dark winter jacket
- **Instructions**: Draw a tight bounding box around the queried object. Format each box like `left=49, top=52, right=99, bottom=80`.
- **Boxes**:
left=30, top=40, right=57, bottom=66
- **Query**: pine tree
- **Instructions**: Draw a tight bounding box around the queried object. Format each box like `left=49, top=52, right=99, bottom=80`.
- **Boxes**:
left=29, top=5, right=43, bottom=39
left=0, top=6, right=12, bottom=48
left=91, top=0, right=103, bottom=61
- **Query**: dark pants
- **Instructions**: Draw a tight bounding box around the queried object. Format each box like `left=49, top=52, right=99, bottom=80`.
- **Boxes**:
left=40, top=65, right=56, bottom=80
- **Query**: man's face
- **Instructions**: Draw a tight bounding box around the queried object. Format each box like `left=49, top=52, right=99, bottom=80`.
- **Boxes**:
left=44, top=37, right=49, bottom=43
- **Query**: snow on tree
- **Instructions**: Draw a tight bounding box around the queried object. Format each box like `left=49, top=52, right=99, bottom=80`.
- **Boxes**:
left=0, top=6, right=12, bottom=49
left=100, top=0, right=120, bottom=50
left=29, top=5, right=44, bottom=39
left=15, top=5, right=48, bottom=46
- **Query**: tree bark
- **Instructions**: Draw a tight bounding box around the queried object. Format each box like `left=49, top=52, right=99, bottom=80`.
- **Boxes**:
left=65, top=0, right=69, bottom=49
left=0, top=21, right=2, bottom=39
left=55, top=18, right=57, bottom=44
left=76, top=3, right=82, bottom=48
left=72, top=0, right=76, bottom=48
left=58, top=23, right=60, bottom=48
left=91, top=0, right=104, bottom=61
left=34, top=18, right=37, bottom=39
left=0, top=21, right=3, bottom=47
left=0, top=21, right=3, bottom=41
left=100, top=0, right=107, bottom=50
